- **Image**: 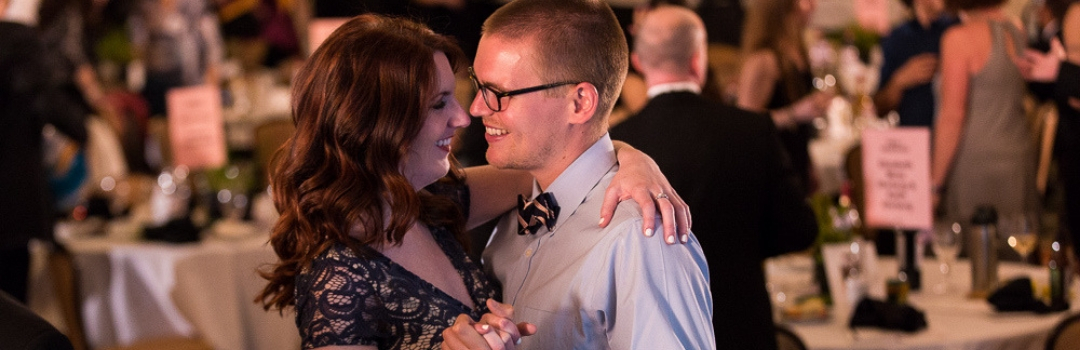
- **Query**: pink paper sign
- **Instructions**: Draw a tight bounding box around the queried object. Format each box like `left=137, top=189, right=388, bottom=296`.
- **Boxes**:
left=861, top=127, right=932, bottom=230
left=308, top=18, right=349, bottom=55
left=166, top=85, right=226, bottom=169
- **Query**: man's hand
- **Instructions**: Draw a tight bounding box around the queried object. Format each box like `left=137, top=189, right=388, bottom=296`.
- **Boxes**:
left=1020, top=39, right=1066, bottom=82
left=891, top=53, right=939, bottom=89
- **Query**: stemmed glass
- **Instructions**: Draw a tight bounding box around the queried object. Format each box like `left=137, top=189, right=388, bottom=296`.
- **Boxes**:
left=1003, top=212, right=1039, bottom=263
left=932, top=219, right=962, bottom=294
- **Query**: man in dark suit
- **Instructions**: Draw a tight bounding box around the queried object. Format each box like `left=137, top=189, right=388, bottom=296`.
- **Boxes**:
left=610, top=5, right=818, bottom=350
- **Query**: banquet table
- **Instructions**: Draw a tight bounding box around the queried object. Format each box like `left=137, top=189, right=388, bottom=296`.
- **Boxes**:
left=47, top=219, right=300, bottom=350
left=768, top=254, right=1079, bottom=350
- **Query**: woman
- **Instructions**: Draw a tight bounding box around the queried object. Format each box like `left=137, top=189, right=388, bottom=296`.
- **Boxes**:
left=933, top=0, right=1038, bottom=224
left=737, top=0, right=834, bottom=196
left=255, top=14, right=686, bottom=349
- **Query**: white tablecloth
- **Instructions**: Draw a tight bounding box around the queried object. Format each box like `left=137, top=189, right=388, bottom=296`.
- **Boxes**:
left=47, top=221, right=300, bottom=350
left=769, top=255, right=1078, bottom=350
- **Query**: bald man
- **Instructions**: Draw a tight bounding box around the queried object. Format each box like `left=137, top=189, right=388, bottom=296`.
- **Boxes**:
left=610, top=5, right=818, bottom=350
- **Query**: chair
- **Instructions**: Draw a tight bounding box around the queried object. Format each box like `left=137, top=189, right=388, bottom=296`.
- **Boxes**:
left=0, top=289, right=75, bottom=350
left=1033, top=103, right=1058, bottom=195
left=1046, top=312, right=1080, bottom=350
left=48, top=246, right=87, bottom=350
left=775, top=323, right=807, bottom=350
left=253, top=118, right=294, bottom=188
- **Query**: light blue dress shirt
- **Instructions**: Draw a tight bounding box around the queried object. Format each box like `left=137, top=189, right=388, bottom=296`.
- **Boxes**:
left=482, top=134, right=715, bottom=349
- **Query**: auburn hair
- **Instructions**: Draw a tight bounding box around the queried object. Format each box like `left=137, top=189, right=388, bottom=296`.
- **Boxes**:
left=256, top=14, right=467, bottom=312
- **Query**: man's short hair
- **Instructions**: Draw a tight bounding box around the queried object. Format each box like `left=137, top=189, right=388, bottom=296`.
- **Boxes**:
left=482, top=0, right=629, bottom=120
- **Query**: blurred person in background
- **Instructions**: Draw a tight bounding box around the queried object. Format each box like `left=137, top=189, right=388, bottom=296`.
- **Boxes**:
left=37, top=0, right=123, bottom=132
left=933, top=0, right=1038, bottom=225
left=129, top=0, right=223, bottom=117
left=1022, top=0, right=1080, bottom=260
left=737, top=0, right=835, bottom=197
left=1, top=0, right=88, bottom=303
left=611, top=5, right=817, bottom=349
left=873, top=0, right=957, bottom=128
left=256, top=13, right=688, bottom=349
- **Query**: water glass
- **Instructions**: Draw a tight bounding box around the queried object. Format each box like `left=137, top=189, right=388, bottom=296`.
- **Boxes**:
left=932, top=220, right=962, bottom=294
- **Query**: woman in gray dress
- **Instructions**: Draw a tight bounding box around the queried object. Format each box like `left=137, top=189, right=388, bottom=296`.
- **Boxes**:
left=933, top=0, right=1038, bottom=224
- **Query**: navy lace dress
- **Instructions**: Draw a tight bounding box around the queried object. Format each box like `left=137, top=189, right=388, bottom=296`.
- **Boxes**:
left=295, top=184, right=498, bottom=349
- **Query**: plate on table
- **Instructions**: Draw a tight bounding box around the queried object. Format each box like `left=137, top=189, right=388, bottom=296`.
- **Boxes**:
left=782, top=296, right=832, bottom=323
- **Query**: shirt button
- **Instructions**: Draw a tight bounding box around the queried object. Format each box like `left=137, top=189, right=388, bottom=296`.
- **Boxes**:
left=524, top=248, right=533, bottom=257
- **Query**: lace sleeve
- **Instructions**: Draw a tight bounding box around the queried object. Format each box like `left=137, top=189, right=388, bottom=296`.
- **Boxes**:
left=296, top=247, right=383, bottom=349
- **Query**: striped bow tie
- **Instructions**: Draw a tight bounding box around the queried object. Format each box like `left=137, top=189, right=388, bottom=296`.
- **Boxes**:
left=517, top=192, right=559, bottom=235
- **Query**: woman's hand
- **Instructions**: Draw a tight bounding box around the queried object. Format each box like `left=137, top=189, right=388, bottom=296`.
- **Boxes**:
left=441, top=300, right=536, bottom=350
left=789, top=90, right=834, bottom=123
left=603, top=142, right=692, bottom=244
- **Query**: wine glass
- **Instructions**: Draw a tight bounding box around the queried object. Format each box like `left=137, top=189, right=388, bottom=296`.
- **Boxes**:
left=932, top=219, right=962, bottom=294
left=1003, top=212, right=1038, bottom=263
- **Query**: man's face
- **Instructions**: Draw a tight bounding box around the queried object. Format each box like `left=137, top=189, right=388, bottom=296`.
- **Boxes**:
left=920, top=0, right=946, bottom=17
left=470, top=35, right=572, bottom=172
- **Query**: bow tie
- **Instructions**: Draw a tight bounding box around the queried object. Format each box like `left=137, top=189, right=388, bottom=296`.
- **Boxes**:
left=517, top=192, right=559, bottom=235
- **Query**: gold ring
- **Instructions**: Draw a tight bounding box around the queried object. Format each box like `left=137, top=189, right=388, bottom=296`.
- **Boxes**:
left=655, top=192, right=669, bottom=200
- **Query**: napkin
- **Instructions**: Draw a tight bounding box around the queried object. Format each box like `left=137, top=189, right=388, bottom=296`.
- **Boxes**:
left=848, top=297, right=927, bottom=332
left=987, top=277, right=1053, bottom=313
left=143, top=217, right=201, bottom=243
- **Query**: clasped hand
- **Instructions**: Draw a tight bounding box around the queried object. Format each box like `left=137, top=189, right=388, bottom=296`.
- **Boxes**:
left=442, top=299, right=537, bottom=350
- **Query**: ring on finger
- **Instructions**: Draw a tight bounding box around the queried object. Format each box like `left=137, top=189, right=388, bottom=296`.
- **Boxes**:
left=654, top=192, right=670, bottom=200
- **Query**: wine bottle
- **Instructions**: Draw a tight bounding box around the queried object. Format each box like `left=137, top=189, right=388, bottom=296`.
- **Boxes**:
left=897, top=229, right=922, bottom=291
left=1049, top=234, right=1069, bottom=311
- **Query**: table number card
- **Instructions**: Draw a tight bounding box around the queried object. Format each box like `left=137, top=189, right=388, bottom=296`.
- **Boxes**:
left=821, top=240, right=885, bottom=310
left=167, top=85, right=226, bottom=169
left=861, top=127, right=933, bottom=230
left=308, top=18, right=349, bottom=55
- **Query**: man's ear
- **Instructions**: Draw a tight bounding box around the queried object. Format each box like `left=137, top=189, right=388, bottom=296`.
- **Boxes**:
left=690, top=48, right=708, bottom=85
left=631, top=52, right=644, bottom=74
left=569, top=83, right=599, bottom=125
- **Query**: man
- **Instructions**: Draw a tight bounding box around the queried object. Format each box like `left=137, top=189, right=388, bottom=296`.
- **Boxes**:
left=445, top=0, right=714, bottom=348
left=610, top=5, right=817, bottom=350
left=873, top=0, right=956, bottom=127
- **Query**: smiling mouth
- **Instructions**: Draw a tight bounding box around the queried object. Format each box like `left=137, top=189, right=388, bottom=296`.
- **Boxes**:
left=436, top=137, right=452, bottom=147
left=486, top=127, right=508, bottom=136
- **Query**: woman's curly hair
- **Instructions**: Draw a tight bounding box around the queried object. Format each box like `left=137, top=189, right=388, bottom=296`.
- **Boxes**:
left=256, top=14, right=467, bottom=312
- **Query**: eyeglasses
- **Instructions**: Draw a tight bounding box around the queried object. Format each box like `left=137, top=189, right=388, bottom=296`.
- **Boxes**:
left=468, top=67, right=579, bottom=112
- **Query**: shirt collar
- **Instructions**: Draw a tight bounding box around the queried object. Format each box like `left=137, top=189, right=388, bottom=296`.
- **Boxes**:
left=532, top=133, right=617, bottom=232
left=646, top=81, right=701, bottom=99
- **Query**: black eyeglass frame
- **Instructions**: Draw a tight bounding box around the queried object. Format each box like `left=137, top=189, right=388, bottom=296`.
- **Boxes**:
left=468, top=67, right=581, bottom=112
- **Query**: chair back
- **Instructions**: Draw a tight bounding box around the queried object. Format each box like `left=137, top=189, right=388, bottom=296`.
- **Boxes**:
left=253, top=119, right=295, bottom=188
left=49, top=245, right=88, bottom=350
left=0, top=289, right=74, bottom=350
left=1047, top=312, right=1080, bottom=350
left=775, top=323, right=807, bottom=350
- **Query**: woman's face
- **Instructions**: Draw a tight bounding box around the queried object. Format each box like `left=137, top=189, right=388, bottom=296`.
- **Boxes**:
left=401, top=52, right=471, bottom=190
